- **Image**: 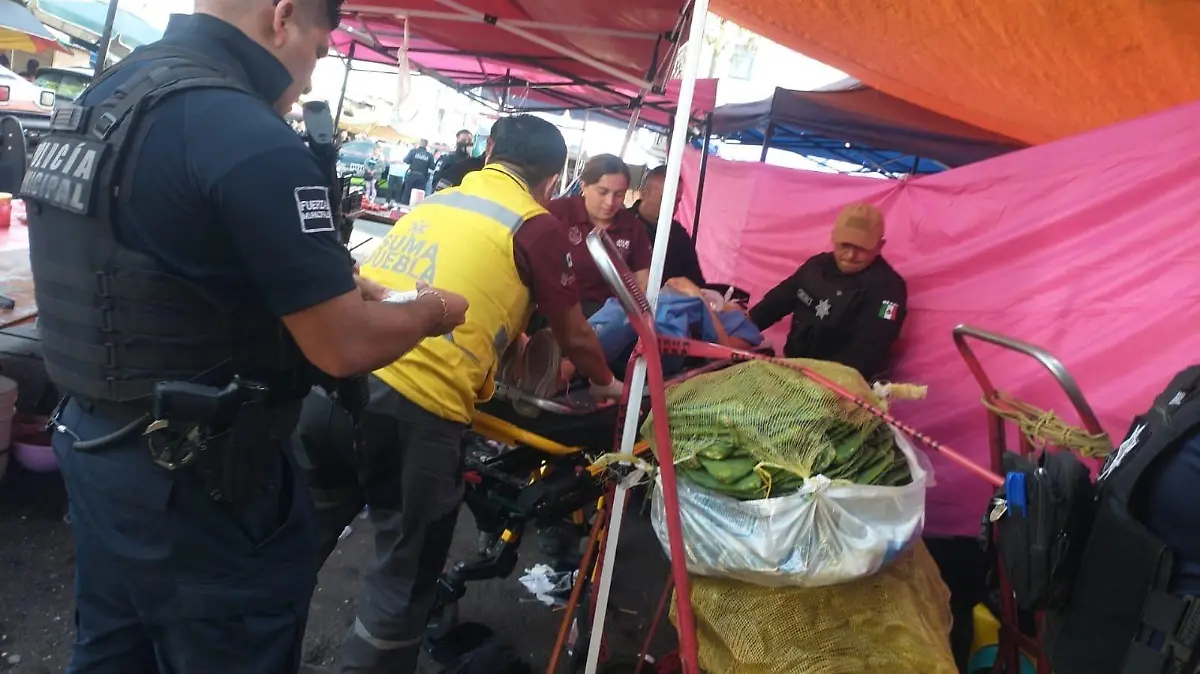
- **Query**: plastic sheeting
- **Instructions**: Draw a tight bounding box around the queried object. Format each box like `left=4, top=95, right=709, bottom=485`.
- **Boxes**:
left=711, top=85, right=1028, bottom=172
left=677, top=99, right=1200, bottom=537
left=711, top=0, right=1200, bottom=144
left=651, top=428, right=930, bottom=587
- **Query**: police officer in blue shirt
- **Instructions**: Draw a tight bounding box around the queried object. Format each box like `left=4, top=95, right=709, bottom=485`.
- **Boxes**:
left=401, top=138, right=435, bottom=204
left=21, top=1, right=467, bottom=672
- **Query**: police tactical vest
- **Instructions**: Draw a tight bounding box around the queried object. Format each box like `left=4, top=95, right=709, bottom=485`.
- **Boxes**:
left=408, top=149, right=433, bottom=176
left=22, top=43, right=311, bottom=405
left=1046, top=365, right=1200, bottom=674
left=360, top=164, right=542, bottom=424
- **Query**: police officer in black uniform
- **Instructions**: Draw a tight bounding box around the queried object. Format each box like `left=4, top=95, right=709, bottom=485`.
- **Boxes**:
left=22, top=2, right=467, bottom=671
left=748, top=202, right=906, bottom=379
left=430, top=128, right=474, bottom=191
left=400, top=138, right=434, bottom=204
left=1046, top=366, right=1200, bottom=674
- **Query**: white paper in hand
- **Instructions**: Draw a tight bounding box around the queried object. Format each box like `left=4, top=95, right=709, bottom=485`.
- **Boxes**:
left=383, top=289, right=420, bottom=304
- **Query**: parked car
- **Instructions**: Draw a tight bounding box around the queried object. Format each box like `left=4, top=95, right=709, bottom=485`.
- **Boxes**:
left=0, top=65, right=55, bottom=147
left=34, top=66, right=93, bottom=103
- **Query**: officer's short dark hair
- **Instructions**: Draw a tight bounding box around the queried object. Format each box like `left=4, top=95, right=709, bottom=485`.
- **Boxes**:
left=318, top=0, right=345, bottom=30
left=489, top=115, right=567, bottom=188
left=456, top=129, right=472, bottom=138
left=580, top=154, right=630, bottom=187
left=642, top=164, right=668, bottom=187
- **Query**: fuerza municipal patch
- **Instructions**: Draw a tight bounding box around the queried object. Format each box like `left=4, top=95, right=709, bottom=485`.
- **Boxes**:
left=295, top=186, right=335, bottom=233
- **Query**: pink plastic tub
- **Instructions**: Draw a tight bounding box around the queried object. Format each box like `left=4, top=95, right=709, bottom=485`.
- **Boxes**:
left=12, top=420, right=56, bottom=473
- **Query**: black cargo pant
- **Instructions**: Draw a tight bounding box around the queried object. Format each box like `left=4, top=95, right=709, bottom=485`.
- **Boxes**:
left=56, top=398, right=315, bottom=674
left=399, top=172, right=428, bottom=205
left=311, top=375, right=466, bottom=674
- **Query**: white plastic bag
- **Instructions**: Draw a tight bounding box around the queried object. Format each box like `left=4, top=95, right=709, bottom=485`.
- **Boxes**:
left=650, top=427, right=934, bottom=587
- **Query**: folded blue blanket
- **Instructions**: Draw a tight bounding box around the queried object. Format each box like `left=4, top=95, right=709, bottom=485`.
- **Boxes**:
left=587, top=290, right=765, bottom=370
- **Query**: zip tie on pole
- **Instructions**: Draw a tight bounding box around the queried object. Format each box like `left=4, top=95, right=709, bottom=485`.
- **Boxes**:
left=394, top=15, right=412, bottom=117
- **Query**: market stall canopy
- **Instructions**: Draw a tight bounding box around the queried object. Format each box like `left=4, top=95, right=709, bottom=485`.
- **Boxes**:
left=336, top=0, right=696, bottom=128
left=476, top=77, right=718, bottom=130
left=712, top=84, right=1028, bottom=173
left=710, top=0, right=1200, bottom=144
left=30, top=0, right=162, bottom=56
left=0, top=1, right=67, bottom=53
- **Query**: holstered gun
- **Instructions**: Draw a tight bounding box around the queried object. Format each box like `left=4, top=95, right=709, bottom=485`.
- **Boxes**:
left=148, top=377, right=275, bottom=507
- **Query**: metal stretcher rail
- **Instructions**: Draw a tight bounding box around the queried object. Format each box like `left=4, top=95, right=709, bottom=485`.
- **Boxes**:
left=952, top=324, right=1107, bottom=674
left=952, top=325, right=1105, bottom=436
left=491, top=355, right=741, bottom=417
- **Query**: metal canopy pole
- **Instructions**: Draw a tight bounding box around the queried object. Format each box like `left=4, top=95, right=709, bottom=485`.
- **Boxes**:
left=759, top=121, right=774, bottom=163
left=334, top=43, right=356, bottom=131
left=561, top=111, right=590, bottom=194
left=617, top=106, right=642, bottom=159
left=341, top=4, right=659, bottom=40
left=691, top=112, right=713, bottom=242
left=586, top=0, right=710, bottom=671
left=93, top=0, right=121, bottom=76
left=424, top=0, right=652, bottom=89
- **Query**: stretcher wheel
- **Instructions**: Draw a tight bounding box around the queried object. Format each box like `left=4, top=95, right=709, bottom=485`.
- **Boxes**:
left=426, top=599, right=460, bottom=640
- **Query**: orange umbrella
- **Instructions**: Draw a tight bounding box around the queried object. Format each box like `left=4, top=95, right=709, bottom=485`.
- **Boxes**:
left=0, top=1, right=69, bottom=54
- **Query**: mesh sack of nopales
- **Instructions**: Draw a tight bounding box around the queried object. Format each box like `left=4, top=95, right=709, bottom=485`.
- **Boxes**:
left=643, top=358, right=932, bottom=586
left=668, top=540, right=957, bottom=674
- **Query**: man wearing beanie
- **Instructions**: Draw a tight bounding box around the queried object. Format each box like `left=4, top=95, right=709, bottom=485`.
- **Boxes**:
left=749, top=202, right=906, bottom=379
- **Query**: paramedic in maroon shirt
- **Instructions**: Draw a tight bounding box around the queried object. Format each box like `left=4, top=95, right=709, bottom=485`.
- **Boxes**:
left=547, top=154, right=652, bottom=316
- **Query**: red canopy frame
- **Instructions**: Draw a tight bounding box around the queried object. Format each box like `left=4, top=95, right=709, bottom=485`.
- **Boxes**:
left=331, top=0, right=711, bottom=131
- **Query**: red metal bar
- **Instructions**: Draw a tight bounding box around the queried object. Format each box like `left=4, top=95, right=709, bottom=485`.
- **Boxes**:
left=546, top=504, right=608, bottom=674
left=620, top=332, right=701, bottom=672
left=634, top=574, right=675, bottom=674
left=656, top=335, right=1005, bottom=488
left=639, top=342, right=701, bottom=672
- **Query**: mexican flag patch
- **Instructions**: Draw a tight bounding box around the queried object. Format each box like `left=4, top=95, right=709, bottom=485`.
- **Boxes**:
left=879, top=300, right=899, bottom=321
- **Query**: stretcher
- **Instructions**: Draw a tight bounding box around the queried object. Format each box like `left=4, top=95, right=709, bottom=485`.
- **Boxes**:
left=427, top=350, right=752, bottom=644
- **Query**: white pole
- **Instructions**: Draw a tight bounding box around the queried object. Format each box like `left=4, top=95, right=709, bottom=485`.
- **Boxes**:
left=583, top=0, right=710, bottom=672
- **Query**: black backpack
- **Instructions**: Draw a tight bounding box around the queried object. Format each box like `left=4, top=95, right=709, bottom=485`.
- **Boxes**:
left=982, top=446, right=1096, bottom=612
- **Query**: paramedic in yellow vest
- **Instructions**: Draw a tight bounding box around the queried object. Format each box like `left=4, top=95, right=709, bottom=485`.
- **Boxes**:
left=320, top=114, right=621, bottom=673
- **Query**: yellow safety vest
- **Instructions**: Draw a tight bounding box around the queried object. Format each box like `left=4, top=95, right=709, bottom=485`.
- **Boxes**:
left=360, top=164, right=544, bottom=423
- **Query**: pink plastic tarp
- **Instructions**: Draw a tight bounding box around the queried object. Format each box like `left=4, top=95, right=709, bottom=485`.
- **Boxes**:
left=676, top=99, right=1200, bottom=537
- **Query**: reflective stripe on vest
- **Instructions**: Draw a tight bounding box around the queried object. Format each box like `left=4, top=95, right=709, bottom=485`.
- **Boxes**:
left=361, top=164, right=545, bottom=423
left=420, top=191, right=524, bottom=232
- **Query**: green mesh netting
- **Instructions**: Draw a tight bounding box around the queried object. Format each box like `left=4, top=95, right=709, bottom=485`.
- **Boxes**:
left=641, top=359, right=911, bottom=499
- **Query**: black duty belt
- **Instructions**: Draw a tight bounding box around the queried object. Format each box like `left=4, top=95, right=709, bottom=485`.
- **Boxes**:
left=72, top=396, right=303, bottom=439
